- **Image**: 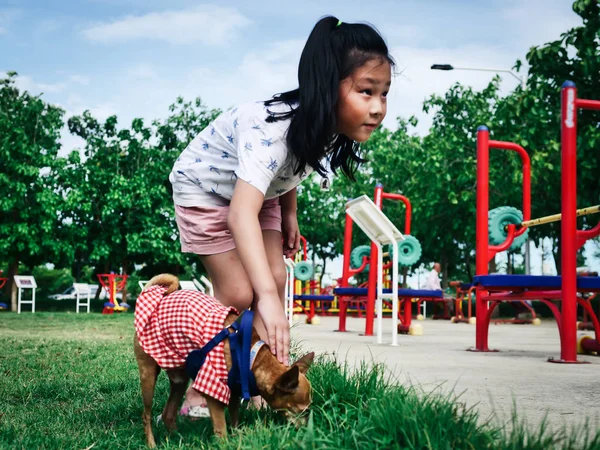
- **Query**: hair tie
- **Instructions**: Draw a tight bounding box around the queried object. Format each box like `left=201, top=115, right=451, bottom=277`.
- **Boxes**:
left=336, top=20, right=343, bottom=28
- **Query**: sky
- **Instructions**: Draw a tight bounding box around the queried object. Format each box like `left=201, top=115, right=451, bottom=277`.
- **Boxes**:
left=2, top=0, right=596, bottom=284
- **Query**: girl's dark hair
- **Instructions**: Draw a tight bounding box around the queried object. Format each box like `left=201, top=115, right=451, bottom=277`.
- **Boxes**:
left=264, top=16, right=394, bottom=179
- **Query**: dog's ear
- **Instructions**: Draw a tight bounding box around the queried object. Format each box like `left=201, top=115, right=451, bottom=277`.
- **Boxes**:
left=292, top=352, right=315, bottom=374
left=275, top=365, right=300, bottom=394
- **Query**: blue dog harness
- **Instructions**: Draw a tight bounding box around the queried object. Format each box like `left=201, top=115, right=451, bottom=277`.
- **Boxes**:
left=185, top=310, right=265, bottom=401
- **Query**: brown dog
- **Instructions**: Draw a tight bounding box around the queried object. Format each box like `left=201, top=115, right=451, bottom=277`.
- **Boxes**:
left=134, top=274, right=314, bottom=447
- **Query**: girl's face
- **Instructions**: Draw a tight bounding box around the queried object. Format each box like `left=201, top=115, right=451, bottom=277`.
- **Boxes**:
left=336, top=58, right=391, bottom=142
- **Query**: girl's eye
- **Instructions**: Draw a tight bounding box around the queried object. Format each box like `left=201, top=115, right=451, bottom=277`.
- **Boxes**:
left=382, top=91, right=389, bottom=98
left=361, top=89, right=372, bottom=96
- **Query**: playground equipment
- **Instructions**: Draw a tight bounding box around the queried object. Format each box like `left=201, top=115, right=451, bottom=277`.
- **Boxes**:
left=74, top=283, right=92, bottom=313
left=340, top=194, right=406, bottom=345
left=576, top=269, right=599, bottom=331
left=97, top=273, right=129, bottom=314
left=284, top=257, right=295, bottom=325
left=335, top=185, right=441, bottom=341
left=284, top=235, right=335, bottom=325
left=14, top=275, right=37, bottom=314
left=449, top=281, right=476, bottom=324
left=0, top=275, right=8, bottom=310
left=471, top=81, right=600, bottom=362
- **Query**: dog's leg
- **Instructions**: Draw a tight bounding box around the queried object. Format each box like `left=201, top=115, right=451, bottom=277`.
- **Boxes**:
left=228, top=394, right=241, bottom=428
left=163, top=368, right=188, bottom=432
left=134, top=335, right=161, bottom=448
left=205, top=396, right=228, bottom=437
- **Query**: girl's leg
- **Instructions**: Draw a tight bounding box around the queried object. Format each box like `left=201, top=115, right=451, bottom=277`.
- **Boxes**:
left=181, top=248, right=254, bottom=414
left=182, top=231, right=287, bottom=413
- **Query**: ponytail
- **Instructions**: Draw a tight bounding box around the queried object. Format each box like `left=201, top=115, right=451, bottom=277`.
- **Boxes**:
left=265, top=16, right=394, bottom=179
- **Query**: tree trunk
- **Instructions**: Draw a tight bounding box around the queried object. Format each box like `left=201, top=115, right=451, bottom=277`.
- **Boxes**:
left=489, top=255, right=497, bottom=274
left=554, top=237, right=562, bottom=275
left=8, top=260, right=19, bottom=312
left=441, top=256, right=448, bottom=289
left=122, top=259, right=129, bottom=303
left=320, top=257, right=327, bottom=289
left=507, top=251, right=513, bottom=274
left=539, top=238, right=544, bottom=273
left=94, top=262, right=110, bottom=300
left=465, top=249, right=473, bottom=281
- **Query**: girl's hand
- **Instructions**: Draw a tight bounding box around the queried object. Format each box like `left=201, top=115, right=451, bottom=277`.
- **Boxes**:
left=255, top=294, right=290, bottom=366
left=282, top=212, right=301, bottom=259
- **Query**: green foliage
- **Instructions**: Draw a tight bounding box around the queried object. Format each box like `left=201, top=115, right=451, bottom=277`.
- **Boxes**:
left=31, top=265, right=73, bottom=297
left=494, top=0, right=600, bottom=270
left=58, top=97, right=221, bottom=296
left=0, top=73, right=66, bottom=276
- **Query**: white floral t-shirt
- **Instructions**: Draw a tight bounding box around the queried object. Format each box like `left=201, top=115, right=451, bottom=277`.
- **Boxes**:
left=169, top=101, right=313, bottom=207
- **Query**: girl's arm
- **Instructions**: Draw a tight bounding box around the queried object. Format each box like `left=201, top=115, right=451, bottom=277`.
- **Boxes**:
left=279, top=188, right=301, bottom=258
left=228, top=180, right=289, bottom=366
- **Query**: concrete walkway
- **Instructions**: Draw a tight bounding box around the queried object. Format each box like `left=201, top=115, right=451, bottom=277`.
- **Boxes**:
left=292, top=316, right=600, bottom=435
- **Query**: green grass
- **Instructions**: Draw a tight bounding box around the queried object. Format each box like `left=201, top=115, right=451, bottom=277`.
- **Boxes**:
left=0, top=313, right=598, bottom=450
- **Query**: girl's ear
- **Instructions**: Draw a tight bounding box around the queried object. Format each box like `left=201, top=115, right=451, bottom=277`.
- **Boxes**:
left=275, top=365, right=300, bottom=394
left=292, top=352, right=315, bottom=374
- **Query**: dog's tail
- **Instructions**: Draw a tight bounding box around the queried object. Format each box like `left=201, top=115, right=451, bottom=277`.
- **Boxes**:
left=144, top=274, right=179, bottom=296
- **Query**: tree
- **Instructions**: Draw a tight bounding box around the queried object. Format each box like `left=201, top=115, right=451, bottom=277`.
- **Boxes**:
left=0, top=72, right=65, bottom=310
left=492, top=0, right=600, bottom=272
left=61, top=97, right=222, bottom=298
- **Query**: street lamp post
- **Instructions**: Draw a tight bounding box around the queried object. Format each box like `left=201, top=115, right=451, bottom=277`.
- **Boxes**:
left=431, top=63, right=531, bottom=275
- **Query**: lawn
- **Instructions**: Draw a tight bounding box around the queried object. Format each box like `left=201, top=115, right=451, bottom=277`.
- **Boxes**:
left=0, top=313, right=598, bottom=449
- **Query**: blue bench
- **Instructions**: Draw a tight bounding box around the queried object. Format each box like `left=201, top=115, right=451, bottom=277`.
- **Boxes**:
left=333, top=287, right=443, bottom=298
left=293, top=295, right=335, bottom=301
left=473, top=274, right=600, bottom=291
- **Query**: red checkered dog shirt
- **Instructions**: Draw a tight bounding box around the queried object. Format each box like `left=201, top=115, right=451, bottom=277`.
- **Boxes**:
left=135, top=285, right=237, bottom=404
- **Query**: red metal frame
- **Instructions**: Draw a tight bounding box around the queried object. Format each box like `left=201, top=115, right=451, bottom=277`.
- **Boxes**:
left=97, top=273, right=128, bottom=314
left=337, top=184, right=412, bottom=334
left=449, top=282, right=478, bottom=324
left=472, top=81, right=600, bottom=362
left=299, top=235, right=308, bottom=261
left=558, top=82, right=600, bottom=360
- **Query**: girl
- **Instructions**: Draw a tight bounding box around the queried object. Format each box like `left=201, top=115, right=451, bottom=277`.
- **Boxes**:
left=170, top=15, right=393, bottom=417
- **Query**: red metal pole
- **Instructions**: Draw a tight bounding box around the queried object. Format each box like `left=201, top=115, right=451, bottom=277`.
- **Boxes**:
left=381, top=193, right=412, bottom=235
left=337, top=210, right=353, bottom=332
left=365, top=184, right=384, bottom=336
left=475, top=126, right=490, bottom=351
left=487, top=140, right=531, bottom=224
left=559, top=81, right=578, bottom=362
left=299, top=235, right=308, bottom=261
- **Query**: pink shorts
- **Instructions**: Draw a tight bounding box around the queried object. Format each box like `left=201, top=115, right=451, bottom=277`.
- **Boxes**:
left=175, top=198, right=282, bottom=255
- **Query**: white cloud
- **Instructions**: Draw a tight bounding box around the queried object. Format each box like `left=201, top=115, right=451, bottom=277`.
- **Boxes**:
left=499, top=0, right=582, bottom=48
left=37, top=18, right=64, bottom=34
left=0, top=8, right=21, bottom=34
left=82, top=5, right=252, bottom=45
left=68, top=75, right=90, bottom=86
left=8, top=73, right=90, bottom=97
left=376, top=42, right=522, bottom=134
left=125, top=64, right=159, bottom=80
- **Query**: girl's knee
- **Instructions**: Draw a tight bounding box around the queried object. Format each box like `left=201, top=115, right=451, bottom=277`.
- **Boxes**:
left=215, top=283, right=254, bottom=311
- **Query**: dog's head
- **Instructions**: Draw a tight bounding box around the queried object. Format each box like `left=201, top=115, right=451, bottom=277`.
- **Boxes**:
left=262, top=352, right=314, bottom=425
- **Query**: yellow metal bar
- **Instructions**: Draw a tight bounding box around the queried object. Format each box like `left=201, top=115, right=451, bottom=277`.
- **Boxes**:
left=521, top=205, right=600, bottom=228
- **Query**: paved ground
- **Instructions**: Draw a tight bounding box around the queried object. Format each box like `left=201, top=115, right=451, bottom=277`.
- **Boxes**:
left=292, top=315, right=600, bottom=435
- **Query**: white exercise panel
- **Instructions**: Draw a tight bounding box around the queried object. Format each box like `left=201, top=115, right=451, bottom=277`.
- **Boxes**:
left=346, top=195, right=405, bottom=346
left=14, top=275, right=37, bottom=314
